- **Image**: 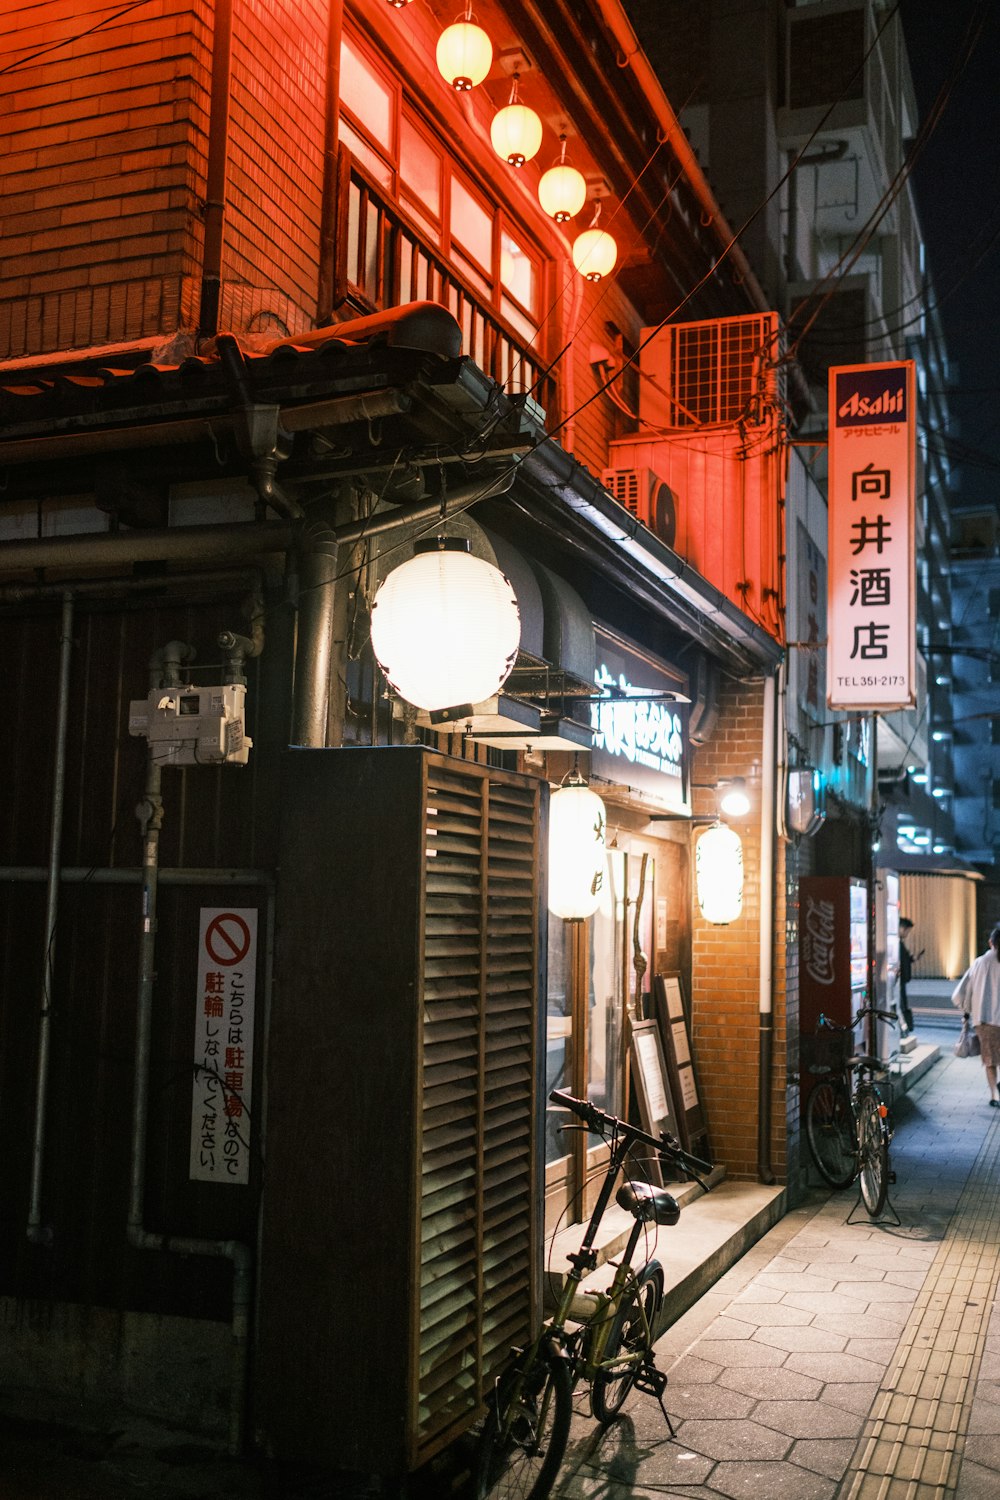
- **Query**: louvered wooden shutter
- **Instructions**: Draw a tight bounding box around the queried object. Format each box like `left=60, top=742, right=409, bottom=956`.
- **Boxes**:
left=262, top=746, right=543, bottom=1478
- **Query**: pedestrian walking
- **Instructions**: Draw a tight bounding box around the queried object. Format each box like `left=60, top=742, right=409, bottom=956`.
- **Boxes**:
left=898, top=916, right=920, bottom=1033
left=952, top=924, right=1000, bottom=1107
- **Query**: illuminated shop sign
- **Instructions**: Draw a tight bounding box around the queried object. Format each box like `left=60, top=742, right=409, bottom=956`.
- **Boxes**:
left=827, top=360, right=916, bottom=710
left=589, top=630, right=689, bottom=811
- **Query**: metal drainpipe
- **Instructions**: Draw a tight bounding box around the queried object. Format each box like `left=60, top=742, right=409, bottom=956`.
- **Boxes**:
left=316, top=0, right=345, bottom=325
left=198, top=0, right=234, bottom=339
left=291, top=517, right=339, bottom=747
left=127, top=641, right=252, bottom=1455
left=26, top=592, right=75, bottom=1247
left=757, top=669, right=778, bottom=1185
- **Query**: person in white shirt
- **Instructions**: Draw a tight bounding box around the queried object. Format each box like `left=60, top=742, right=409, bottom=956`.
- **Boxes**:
left=952, top=925, right=1000, bottom=1108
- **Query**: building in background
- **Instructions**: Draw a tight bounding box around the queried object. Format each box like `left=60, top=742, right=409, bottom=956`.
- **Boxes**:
left=626, top=0, right=977, bottom=990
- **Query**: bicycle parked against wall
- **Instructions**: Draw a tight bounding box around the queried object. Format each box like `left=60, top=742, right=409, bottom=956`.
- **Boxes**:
left=474, top=1088, right=712, bottom=1500
left=804, top=1004, right=898, bottom=1218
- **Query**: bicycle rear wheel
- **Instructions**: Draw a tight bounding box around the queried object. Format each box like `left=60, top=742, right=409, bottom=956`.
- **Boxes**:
left=475, top=1352, right=573, bottom=1500
left=857, top=1088, right=890, bottom=1217
left=591, top=1268, right=661, bottom=1423
left=805, top=1080, right=856, bottom=1189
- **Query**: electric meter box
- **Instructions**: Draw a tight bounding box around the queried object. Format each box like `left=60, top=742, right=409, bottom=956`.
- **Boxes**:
left=128, top=683, right=252, bottom=766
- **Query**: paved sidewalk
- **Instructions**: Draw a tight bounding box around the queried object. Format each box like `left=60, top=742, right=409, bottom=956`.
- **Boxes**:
left=551, top=1032, right=995, bottom=1500
left=551, top=1040, right=1000, bottom=1499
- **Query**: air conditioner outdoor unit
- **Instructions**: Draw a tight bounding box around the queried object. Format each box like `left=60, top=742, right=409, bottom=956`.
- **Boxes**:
left=602, top=463, right=678, bottom=550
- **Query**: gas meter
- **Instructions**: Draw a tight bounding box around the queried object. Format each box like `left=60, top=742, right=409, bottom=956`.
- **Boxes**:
left=129, top=684, right=252, bottom=766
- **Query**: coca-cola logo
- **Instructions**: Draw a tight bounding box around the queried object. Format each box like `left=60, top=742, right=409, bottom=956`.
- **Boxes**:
left=803, top=896, right=836, bottom=986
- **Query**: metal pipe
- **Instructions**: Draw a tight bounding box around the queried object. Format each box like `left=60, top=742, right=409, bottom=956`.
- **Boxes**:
left=290, top=524, right=339, bottom=747
left=0, top=568, right=265, bottom=608
left=0, top=867, right=272, bottom=886
left=757, top=670, right=777, bottom=1185
left=316, top=0, right=345, bottom=325
left=127, top=647, right=252, bottom=1454
left=0, top=522, right=296, bottom=573
left=198, top=0, right=234, bottom=338
left=26, top=592, right=75, bottom=1247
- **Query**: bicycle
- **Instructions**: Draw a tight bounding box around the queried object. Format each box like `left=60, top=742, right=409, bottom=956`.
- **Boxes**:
left=474, top=1087, right=712, bottom=1500
left=804, top=1004, right=898, bottom=1218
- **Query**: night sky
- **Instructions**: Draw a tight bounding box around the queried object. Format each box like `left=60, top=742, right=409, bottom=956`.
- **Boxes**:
left=899, top=0, right=1000, bottom=502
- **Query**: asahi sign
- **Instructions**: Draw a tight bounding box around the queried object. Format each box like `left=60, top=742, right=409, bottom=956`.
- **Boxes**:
left=827, top=361, right=916, bottom=710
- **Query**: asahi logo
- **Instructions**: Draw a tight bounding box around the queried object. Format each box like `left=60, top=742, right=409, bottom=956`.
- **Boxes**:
left=834, top=366, right=909, bottom=427
left=838, top=388, right=904, bottom=420
left=803, top=896, right=836, bottom=986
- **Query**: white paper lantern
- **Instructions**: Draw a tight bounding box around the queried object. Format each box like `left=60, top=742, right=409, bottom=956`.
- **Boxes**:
left=370, top=539, right=520, bottom=712
left=696, top=823, right=744, bottom=925
left=538, top=137, right=587, bottom=222
left=548, top=778, right=607, bottom=921
left=436, top=17, right=493, bottom=91
left=572, top=226, right=617, bottom=281
left=491, top=101, right=543, bottom=166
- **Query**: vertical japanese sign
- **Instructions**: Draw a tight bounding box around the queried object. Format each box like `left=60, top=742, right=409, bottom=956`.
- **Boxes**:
left=190, top=908, right=257, bottom=1185
left=827, top=360, right=916, bottom=709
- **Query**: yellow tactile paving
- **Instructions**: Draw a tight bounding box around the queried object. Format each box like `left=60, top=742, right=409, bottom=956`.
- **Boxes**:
left=839, top=1121, right=1000, bottom=1498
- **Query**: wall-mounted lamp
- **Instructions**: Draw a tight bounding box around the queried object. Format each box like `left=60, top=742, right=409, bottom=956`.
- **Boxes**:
left=548, top=764, right=607, bottom=921
left=369, top=537, right=520, bottom=713
left=786, top=766, right=825, bottom=838
left=437, top=5, right=493, bottom=91
left=696, top=822, right=744, bottom=925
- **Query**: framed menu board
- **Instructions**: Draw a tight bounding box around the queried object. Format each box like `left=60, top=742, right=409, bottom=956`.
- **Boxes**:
left=628, top=1018, right=679, bottom=1185
left=652, top=973, right=711, bottom=1162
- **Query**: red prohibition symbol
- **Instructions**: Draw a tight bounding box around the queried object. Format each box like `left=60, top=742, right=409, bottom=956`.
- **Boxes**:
left=204, top=912, right=252, bottom=967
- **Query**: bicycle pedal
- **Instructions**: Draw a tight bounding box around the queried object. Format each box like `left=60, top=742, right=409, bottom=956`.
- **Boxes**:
left=632, top=1365, right=667, bottom=1400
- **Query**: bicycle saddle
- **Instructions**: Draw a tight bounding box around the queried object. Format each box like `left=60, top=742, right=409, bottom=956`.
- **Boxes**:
left=616, top=1181, right=680, bottom=1225
left=849, top=1054, right=887, bottom=1074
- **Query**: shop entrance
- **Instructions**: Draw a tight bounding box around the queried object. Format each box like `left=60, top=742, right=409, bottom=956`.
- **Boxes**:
left=544, top=848, right=657, bottom=1230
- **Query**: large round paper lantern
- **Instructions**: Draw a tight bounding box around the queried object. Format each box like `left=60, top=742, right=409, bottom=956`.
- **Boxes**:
left=696, top=823, right=744, bottom=925
left=369, top=538, right=520, bottom=713
left=491, top=96, right=542, bottom=166
left=548, top=777, right=608, bottom=921
left=538, top=137, right=587, bottom=222
left=436, top=16, right=493, bottom=91
left=572, top=225, right=617, bottom=281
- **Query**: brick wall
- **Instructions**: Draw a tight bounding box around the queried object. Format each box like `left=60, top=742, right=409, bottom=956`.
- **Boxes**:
left=1, top=1, right=211, bottom=357
left=689, top=676, right=795, bottom=1182
left=0, top=0, right=328, bottom=360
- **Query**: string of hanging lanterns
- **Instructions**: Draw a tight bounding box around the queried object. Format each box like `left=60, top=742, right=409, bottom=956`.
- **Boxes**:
left=387, top=1, right=618, bottom=278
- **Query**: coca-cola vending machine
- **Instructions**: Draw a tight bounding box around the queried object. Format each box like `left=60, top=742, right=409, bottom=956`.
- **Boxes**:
left=800, top=876, right=868, bottom=1103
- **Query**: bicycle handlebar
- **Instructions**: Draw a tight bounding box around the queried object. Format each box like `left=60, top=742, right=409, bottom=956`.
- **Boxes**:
left=549, top=1088, right=714, bottom=1181
left=818, top=1006, right=898, bottom=1033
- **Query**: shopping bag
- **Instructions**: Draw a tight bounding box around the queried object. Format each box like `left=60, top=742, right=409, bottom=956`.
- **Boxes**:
left=955, top=1017, right=980, bottom=1058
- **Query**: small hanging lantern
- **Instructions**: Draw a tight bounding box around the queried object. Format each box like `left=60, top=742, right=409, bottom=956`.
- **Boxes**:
left=696, top=822, right=744, bottom=925
left=437, top=5, right=493, bottom=91
left=548, top=768, right=608, bottom=921
left=572, top=201, right=617, bottom=281
left=490, top=74, right=542, bottom=167
left=538, top=135, right=587, bottom=222
left=369, top=537, right=520, bottom=713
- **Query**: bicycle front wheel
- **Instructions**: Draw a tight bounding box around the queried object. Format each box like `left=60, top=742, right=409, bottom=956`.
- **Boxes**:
left=805, top=1080, right=856, bottom=1189
left=475, top=1353, right=573, bottom=1500
left=857, top=1089, right=890, bottom=1217
left=591, top=1268, right=661, bottom=1423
